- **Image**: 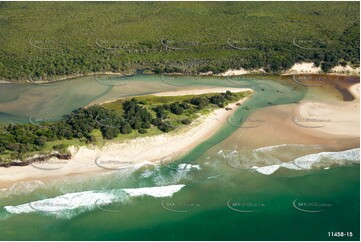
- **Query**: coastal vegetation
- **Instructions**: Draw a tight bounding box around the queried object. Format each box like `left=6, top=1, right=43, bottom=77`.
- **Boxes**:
left=0, top=2, right=359, bottom=81
left=0, top=91, right=250, bottom=162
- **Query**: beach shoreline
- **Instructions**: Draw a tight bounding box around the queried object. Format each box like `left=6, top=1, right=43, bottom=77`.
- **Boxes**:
left=0, top=89, right=252, bottom=188
left=230, top=82, right=360, bottom=156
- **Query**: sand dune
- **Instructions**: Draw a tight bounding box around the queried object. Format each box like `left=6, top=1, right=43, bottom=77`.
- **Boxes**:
left=217, top=62, right=360, bottom=76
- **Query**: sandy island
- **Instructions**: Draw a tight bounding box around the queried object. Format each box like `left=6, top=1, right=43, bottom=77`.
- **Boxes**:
left=0, top=88, right=251, bottom=188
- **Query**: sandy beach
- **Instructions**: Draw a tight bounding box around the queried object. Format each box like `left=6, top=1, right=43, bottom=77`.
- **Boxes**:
left=225, top=82, right=360, bottom=154
left=0, top=88, right=251, bottom=188
left=216, top=68, right=265, bottom=76
left=296, top=82, right=360, bottom=138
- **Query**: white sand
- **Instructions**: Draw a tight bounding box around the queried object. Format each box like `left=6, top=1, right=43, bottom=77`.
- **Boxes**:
left=217, top=62, right=359, bottom=76
left=331, top=65, right=360, bottom=76
left=296, top=101, right=359, bottom=137
left=349, top=83, right=360, bottom=99
left=153, top=87, right=252, bottom=96
left=217, top=68, right=265, bottom=77
left=283, top=62, right=322, bottom=74
left=295, top=83, right=359, bottom=138
left=0, top=89, right=251, bottom=187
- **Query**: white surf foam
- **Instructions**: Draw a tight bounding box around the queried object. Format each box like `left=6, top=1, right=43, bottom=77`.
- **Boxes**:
left=122, top=184, right=185, bottom=197
left=4, top=190, right=118, bottom=218
left=289, top=148, right=359, bottom=170
left=4, top=184, right=185, bottom=218
left=217, top=150, right=225, bottom=157
left=177, top=163, right=201, bottom=171
left=251, top=165, right=281, bottom=175
left=251, top=148, right=360, bottom=175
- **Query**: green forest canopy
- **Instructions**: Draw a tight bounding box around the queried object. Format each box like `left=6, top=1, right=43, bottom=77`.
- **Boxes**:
left=0, top=1, right=359, bottom=81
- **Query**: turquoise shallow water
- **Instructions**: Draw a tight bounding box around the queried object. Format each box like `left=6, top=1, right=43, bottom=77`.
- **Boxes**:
left=0, top=74, right=359, bottom=240
left=0, top=166, right=359, bottom=240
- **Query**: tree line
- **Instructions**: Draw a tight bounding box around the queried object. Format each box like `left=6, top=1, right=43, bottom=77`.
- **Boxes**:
left=0, top=91, right=240, bottom=162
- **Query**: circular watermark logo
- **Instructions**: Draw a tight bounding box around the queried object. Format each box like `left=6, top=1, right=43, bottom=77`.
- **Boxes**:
left=160, top=38, right=199, bottom=51
left=95, top=156, right=135, bottom=170
left=219, top=150, right=253, bottom=171
left=227, top=37, right=262, bottom=50
left=28, top=75, right=62, bottom=88
left=160, top=73, right=199, bottom=87
left=30, top=159, right=68, bottom=171
left=171, top=58, right=212, bottom=68
left=28, top=194, right=82, bottom=213
left=227, top=199, right=267, bottom=213
left=95, top=38, right=132, bottom=51
left=28, top=114, right=60, bottom=128
left=292, top=199, right=332, bottom=213
left=94, top=114, right=121, bottom=129
left=292, top=75, right=327, bottom=87
left=227, top=115, right=265, bottom=129
left=28, top=37, right=64, bottom=52
left=95, top=199, right=129, bottom=213
left=292, top=37, right=329, bottom=50
left=95, top=75, right=132, bottom=87
left=160, top=152, right=198, bottom=171
left=225, top=74, right=269, bottom=86
left=292, top=114, right=331, bottom=129
left=161, top=199, right=201, bottom=213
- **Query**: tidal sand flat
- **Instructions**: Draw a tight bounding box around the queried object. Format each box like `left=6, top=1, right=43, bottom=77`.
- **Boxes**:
left=209, top=75, right=360, bottom=176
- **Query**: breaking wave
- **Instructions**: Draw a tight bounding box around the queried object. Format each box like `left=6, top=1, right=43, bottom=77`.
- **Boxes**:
left=252, top=148, right=360, bottom=175
left=218, top=146, right=359, bottom=175
left=3, top=184, right=185, bottom=219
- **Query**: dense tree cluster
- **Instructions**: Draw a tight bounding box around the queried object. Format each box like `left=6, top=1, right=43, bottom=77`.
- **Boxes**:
left=190, top=97, right=210, bottom=109
left=0, top=92, right=240, bottom=161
